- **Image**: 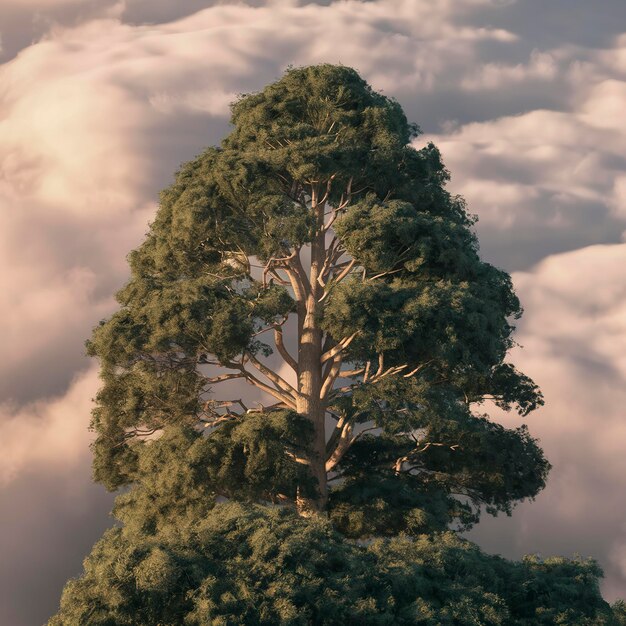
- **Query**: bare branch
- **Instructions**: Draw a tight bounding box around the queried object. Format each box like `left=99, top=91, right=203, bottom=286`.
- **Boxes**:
left=201, top=415, right=239, bottom=428
left=244, top=373, right=298, bottom=409
left=326, top=425, right=379, bottom=472
left=223, top=360, right=298, bottom=409
left=274, top=326, right=298, bottom=374
left=369, top=364, right=408, bottom=383
left=204, top=398, right=249, bottom=413
left=376, top=353, right=384, bottom=378
left=367, top=268, right=403, bottom=281
left=262, top=250, right=311, bottom=304
left=285, top=451, right=311, bottom=466
left=337, top=367, right=365, bottom=378
left=363, top=360, right=371, bottom=383
left=203, top=372, right=246, bottom=385
left=245, top=353, right=298, bottom=398
left=337, top=176, right=353, bottom=211
left=403, top=361, right=434, bottom=378
left=395, top=442, right=460, bottom=473
left=319, top=173, right=337, bottom=205
left=329, top=258, right=356, bottom=288
left=245, top=401, right=288, bottom=413
left=321, top=355, right=343, bottom=399
left=320, top=331, right=358, bottom=364
left=325, top=419, right=352, bottom=471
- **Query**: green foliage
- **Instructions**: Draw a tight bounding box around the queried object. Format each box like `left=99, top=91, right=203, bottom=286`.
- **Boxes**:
left=86, top=63, right=545, bottom=525
left=50, top=501, right=619, bottom=625
left=328, top=416, right=549, bottom=538
left=328, top=473, right=458, bottom=538
left=201, top=410, right=317, bottom=502
left=55, top=64, right=622, bottom=624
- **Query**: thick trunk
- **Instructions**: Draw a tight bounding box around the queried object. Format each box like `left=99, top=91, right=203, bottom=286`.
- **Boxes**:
left=296, top=189, right=328, bottom=515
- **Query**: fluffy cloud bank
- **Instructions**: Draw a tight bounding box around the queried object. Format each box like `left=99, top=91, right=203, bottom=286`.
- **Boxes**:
left=0, top=0, right=542, bottom=406
left=0, top=365, right=115, bottom=626
left=423, top=36, right=626, bottom=269
left=0, top=366, right=99, bottom=486
left=468, top=243, right=626, bottom=601
left=1, top=0, right=625, bottom=622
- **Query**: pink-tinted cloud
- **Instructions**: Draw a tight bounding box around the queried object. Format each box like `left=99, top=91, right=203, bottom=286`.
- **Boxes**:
left=0, top=366, right=99, bottom=485
left=468, top=243, right=626, bottom=601
left=423, top=43, right=626, bottom=268
left=0, top=1, right=533, bottom=404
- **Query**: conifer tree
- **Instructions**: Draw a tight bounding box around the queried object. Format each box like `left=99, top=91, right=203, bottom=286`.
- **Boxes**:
left=87, top=64, right=547, bottom=523
left=50, top=65, right=623, bottom=624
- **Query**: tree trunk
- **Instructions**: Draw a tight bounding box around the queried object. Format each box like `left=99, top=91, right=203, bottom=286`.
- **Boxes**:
left=296, top=188, right=327, bottom=515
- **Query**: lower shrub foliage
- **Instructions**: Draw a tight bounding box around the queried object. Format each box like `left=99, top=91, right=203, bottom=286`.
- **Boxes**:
left=50, top=454, right=622, bottom=626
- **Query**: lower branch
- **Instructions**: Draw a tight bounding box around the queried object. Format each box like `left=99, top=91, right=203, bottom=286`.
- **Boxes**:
left=395, top=442, right=460, bottom=473
left=274, top=326, right=298, bottom=374
left=325, top=422, right=379, bottom=472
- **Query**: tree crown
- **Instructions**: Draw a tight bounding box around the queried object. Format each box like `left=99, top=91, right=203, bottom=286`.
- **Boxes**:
left=87, top=63, right=546, bottom=531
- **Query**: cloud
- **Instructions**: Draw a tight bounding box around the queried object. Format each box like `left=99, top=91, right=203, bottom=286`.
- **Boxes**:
left=0, top=31, right=159, bottom=400
left=0, top=366, right=99, bottom=485
left=1, top=0, right=626, bottom=620
left=460, top=49, right=558, bottom=91
left=0, top=365, right=115, bottom=626
left=0, top=0, right=535, bottom=405
left=423, top=49, right=626, bottom=269
left=467, top=243, right=626, bottom=602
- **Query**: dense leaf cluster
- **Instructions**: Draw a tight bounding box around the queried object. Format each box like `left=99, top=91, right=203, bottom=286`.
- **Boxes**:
left=51, top=431, right=621, bottom=625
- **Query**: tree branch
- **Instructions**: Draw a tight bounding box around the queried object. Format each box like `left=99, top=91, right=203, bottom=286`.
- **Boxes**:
left=321, top=332, right=358, bottom=364
left=395, top=442, right=460, bottom=473
left=223, top=360, right=298, bottom=409
left=326, top=425, right=379, bottom=472
left=285, top=451, right=311, bottom=466
left=203, top=372, right=246, bottom=385
left=274, top=325, right=298, bottom=374
left=325, top=418, right=352, bottom=472
left=320, top=354, right=343, bottom=399
left=245, top=353, right=298, bottom=398
left=337, top=367, right=365, bottom=378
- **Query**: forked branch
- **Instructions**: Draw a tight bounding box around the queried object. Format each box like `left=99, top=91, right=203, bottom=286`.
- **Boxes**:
left=321, top=332, right=358, bottom=364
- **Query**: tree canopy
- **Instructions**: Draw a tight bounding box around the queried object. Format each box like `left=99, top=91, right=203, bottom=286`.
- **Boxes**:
left=50, top=65, right=623, bottom=624
left=86, top=63, right=547, bottom=524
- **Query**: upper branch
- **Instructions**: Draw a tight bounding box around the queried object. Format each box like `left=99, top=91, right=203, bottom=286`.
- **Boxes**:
left=245, top=352, right=298, bottom=398
left=263, top=250, right=310, bottom=301
left=320, top=332, right=358, bottom=364
left=323, top=176, right=353, bottom=231
left=320, top=354, right=343, bottom=400
left=274, top=325, right=298, bottom=374
left=223, top=359, right=298, bottom=409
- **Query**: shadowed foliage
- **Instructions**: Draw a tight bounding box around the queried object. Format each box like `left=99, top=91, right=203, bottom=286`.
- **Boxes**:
left=51, top=429, right=620, bottom=625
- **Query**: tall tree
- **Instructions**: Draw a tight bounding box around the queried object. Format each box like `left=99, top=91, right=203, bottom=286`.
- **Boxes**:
left=87, top=64, right=547, bottom=528
left=51, top=64, right=624, bottom=626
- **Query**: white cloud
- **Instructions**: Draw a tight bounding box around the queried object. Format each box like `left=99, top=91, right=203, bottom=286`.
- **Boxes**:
left=0, top=366, right=99, bottom=486
left=423, top=47, right=626, bottom=267
left=461, top=49, right=558, bottom=91
left=0, top=1, right=535, bottom=406
left=2, top=0, right=84, bottom=6
left=468, top=243, right=626, bottom=601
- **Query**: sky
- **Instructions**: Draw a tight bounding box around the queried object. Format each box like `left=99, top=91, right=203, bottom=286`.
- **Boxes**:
left=0, top=0, right=625, bottom=623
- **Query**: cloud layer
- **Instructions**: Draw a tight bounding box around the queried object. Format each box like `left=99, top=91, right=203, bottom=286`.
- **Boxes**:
left=0, top=1, right=625, bottom=622
left=468, top=243, right=626, bottom=601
